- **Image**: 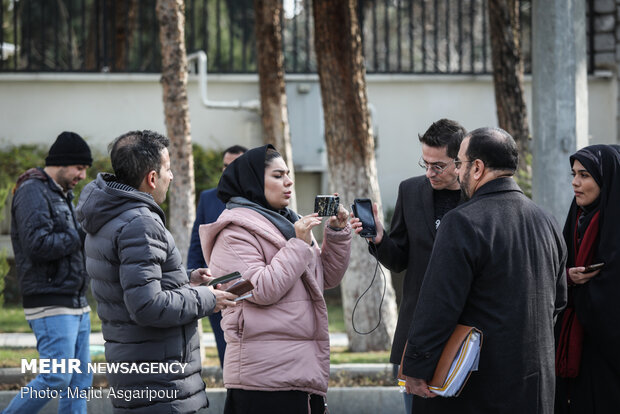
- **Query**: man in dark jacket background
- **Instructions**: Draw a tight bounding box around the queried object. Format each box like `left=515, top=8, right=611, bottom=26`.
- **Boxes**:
left=76, top=130, right=237, bottom=413
left=402, top=128, right=567, bottom=414
left=187, top=144, right=246, bottom=367
left=352, top=119, right=466, bottom=414
left=3, top=132, right=93, bottom=414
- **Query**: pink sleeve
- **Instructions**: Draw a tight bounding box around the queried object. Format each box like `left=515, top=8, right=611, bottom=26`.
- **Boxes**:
left=208, top=225, right=315, bottom=305
left=320, top=224, right=353, bottom=289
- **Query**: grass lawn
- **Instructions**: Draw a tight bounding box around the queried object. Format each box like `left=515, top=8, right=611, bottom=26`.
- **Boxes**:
left=0, top=348, right=107, bottom=368
left=1, top=300, right=346, bottom=334
left=329, top=346, right=390, bottom=364
left=0, top=346, right=388, bottom=368
left=0, top=307, right=33, bottom=333
left=0, top=347, right=39, bottom=367
left=0, top=306, right=102, bottom=333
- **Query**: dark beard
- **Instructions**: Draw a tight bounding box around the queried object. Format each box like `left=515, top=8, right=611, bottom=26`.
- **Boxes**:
left=459, top=168, right=471, bottom=201
left=56, top=173, right=74, bottom=191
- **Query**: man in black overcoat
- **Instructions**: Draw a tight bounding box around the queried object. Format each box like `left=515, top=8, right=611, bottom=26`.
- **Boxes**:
left=402, top=128, right=568, bottom=414
left=352, top=119, right=466, bottom=413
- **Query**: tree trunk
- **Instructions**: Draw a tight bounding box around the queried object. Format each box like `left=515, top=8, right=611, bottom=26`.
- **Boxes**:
left=254, top=0, right=297, bottom=211
left=312, top=0, right=397, bottom=351
left=156, top=0, right=195, bottom=262
left=156, top=0, right=203, bottom=364
left=488, top=0, right=531, bottom=189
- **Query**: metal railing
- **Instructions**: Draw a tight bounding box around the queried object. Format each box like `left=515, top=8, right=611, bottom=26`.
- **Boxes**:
left=0, top=0, right=591, bottom=74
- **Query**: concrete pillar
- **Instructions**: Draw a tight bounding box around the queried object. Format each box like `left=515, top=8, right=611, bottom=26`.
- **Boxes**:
left=532, top=0, right=589, bottom=223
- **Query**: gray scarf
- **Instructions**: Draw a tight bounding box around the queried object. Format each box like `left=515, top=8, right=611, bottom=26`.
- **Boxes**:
left=227, top=196, right=300, bottom=240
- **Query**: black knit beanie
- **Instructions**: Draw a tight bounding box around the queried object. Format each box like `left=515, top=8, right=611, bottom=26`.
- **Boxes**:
left=45, top=132, right=93, bottom=166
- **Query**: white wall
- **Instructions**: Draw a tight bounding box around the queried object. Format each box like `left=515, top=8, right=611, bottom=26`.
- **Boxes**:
left=0, top=73, right=264, bottom=151
left=0, top=72, right=615, bottom=212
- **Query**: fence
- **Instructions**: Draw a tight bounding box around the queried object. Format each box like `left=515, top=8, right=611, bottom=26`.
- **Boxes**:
left=0, top=0, right=593, bottom=74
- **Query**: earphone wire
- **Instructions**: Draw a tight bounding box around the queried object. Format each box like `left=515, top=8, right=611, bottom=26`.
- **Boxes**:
left=351, top=239, right=387, bottom=335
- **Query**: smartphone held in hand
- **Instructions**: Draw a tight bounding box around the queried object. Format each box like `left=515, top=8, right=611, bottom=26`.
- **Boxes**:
left=208, top=271, right=255, bottom=301
left=208, top=271, right=242, bottom=286
left=314, top=195, right=340, bottom=217
left=352, top=198, right=377, bottom=238
left=583, top=262, right=605, bottom=272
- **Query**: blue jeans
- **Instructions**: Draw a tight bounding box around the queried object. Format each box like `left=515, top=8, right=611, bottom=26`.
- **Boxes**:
left=1, top=313, right=92, bottom=414
left=208, top=311, right=226, bottom=368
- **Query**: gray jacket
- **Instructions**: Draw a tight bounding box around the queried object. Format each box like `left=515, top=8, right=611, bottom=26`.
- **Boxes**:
left=77, top=173, right=216, bottom=413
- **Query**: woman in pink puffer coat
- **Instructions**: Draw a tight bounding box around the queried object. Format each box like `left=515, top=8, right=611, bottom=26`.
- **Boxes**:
left=199, top=144, right=352, bottom=414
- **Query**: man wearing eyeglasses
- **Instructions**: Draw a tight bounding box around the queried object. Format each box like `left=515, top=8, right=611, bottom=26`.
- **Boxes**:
left=352, top=118, right=466, bottom=414
left=401, top=128, right=567, bottom=414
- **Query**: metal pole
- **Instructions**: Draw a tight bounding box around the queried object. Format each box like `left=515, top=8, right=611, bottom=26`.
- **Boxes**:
left=532, top=0, right=588, bottom=223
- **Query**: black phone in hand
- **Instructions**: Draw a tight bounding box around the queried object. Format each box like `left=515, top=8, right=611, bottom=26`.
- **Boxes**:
left=351, top=198, right=377, bottom=238
left=583, top=263, right=604, bottom=272
left=208, top=271, right=242, bottom=286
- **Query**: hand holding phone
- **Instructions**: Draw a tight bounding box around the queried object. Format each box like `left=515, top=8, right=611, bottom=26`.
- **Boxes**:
left=568, top=263, right=604, bottom=286
left=208, top=272, right=255, bottom=308
left=351, top=198, right=377, bottom=238
left=211, top=288, right=239, bottom=312
left=314, top=195, right=340, bottom=217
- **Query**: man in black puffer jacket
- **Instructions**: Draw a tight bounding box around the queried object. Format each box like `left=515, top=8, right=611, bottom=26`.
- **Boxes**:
left=3, top=132, right=93, bottom=414
left=76, top=130, right=237, bottom=414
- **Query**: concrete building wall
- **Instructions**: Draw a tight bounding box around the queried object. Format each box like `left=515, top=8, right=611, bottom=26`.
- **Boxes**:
left=0, top=72, right=615, bottom=212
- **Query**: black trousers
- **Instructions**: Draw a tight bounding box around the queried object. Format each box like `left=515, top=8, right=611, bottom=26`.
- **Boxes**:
left=223, top=388, right=326, bottom=414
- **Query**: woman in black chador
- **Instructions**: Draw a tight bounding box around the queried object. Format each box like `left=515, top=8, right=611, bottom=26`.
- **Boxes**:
left=555, top=145, right=620, bottom=413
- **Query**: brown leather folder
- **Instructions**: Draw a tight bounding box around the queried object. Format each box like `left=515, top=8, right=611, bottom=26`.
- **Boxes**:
left=398, top=324, right=483, bottom=396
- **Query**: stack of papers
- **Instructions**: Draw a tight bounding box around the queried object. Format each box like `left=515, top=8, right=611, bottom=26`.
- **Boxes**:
left=428, top=330, right=482, bottom=397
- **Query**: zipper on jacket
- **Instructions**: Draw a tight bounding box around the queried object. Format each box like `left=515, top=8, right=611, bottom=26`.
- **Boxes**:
left=66, top=193, right=87, bottom=303
left=181, top=326, right=187, bottom=362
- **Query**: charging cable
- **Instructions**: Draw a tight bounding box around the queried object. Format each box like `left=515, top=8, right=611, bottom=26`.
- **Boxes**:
left=351, top=240, right=387, bottom=335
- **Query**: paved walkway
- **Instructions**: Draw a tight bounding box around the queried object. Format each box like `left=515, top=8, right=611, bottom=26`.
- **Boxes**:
left=0, top=332, right=349, bottom=348
left=0, top=387, right=404, bottom=414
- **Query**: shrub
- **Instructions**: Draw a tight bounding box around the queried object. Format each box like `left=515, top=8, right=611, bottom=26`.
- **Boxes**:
left=192, top=143, right=224, bottom=204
